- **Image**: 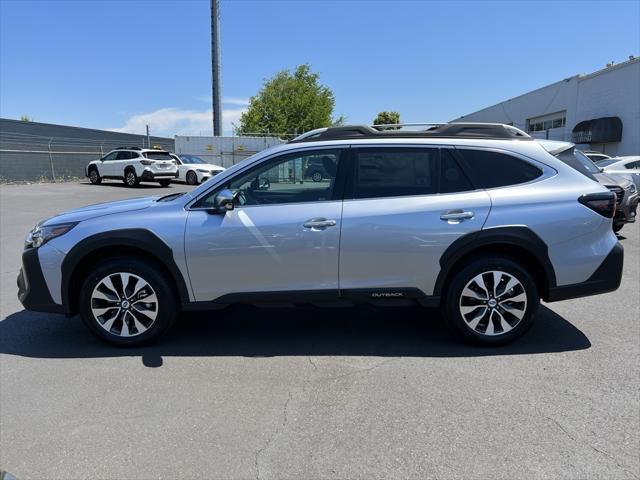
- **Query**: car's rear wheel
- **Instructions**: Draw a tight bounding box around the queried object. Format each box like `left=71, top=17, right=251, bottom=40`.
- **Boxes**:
left=158, top=179, right=171, bottom=187
left=79, top=258, right=178, bottom=346
left=444, top=256, right=539, bottom=345
left=88, top=167, right=102, bottom=185
left=186, top=170, right=198, bottom=185
left=311, top=171, right=323, bottom=182
left=124, top=170, right=139, bottom=187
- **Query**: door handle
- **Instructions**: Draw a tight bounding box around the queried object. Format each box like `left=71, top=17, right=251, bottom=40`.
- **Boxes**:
left=303, top=218, right=337, bottom=229
left=440, top=210, right=475, bottom=221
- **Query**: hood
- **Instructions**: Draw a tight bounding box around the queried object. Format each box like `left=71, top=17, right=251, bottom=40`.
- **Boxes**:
left=594, top=172, right=632, bottom=189
left=198, top=164, right=225, bottom=171
left=41, top=196, right=157, bottom=226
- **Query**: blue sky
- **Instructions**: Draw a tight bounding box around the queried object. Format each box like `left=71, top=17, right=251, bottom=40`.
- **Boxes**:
left=1, top=0, right=639, bottom=136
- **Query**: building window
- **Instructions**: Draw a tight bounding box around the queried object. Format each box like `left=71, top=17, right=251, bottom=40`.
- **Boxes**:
left=527, top=112, right=566, bottom=132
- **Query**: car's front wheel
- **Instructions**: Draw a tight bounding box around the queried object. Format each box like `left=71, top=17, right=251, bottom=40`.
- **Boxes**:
left=79, top=258, right=178, bottom=346
left=444, top=256, right=539, bottom=345
left=186, top=170, right=198, bottom=185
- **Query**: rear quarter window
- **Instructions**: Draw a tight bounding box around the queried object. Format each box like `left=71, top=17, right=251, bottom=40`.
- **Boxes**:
left=456, top=149, right=543, bottom=188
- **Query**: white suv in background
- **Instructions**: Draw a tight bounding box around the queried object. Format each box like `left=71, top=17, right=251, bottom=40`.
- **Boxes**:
left=86, top=147, right=178, bottom=187
left=171, top=154, right=226, bottom=185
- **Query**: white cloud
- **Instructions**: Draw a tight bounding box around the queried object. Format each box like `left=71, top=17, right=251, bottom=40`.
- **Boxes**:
left=109, top=106, right=246, bottom=137
left=195, top=95, right=250, bottom=107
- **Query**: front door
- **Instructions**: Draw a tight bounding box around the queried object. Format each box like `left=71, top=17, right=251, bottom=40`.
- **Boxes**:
left=184, top=148, right=347, bottom=301
left=339, top=147, right=491, bottom=297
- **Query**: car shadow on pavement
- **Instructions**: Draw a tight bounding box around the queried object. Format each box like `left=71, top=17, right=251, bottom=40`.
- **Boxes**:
left=79, top=181, right=174, bottom=189
left=0, top=304, right=590, bottom=366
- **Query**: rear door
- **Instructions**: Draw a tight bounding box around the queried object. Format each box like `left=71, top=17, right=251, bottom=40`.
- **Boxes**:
left=338, top=146, right=491, bottom=297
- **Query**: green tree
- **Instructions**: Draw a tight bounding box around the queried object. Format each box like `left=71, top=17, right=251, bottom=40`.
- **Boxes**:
left=238, top=64, right=341, bottom=138
left=373, top=111, right=401, bottom=129
left=20, top=115, right=33, bottom=122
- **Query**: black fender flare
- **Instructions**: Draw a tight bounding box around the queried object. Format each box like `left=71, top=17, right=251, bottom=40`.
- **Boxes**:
left=433, top=226, right=557, bottom=297
left=61, top=228, right=190, bottom=308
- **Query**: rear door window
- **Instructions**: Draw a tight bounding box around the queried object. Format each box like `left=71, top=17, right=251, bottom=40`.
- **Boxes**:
left=115, top=151, right=132, bottom=160
left=456, top=149, right=543, bottom=188
left=353, top=148, right=438, bottom=199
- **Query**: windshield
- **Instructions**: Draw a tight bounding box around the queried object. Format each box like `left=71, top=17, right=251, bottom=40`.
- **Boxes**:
left=144, top=151, right=173, bottom=161
left=179, top=154, right=207, bottom=164
left=596, top=159, right=617, bottom=167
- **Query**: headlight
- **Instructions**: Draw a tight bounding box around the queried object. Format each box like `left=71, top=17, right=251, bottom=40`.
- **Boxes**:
left=25, top=222, right=77, bottom=249
left=196, top=169, right=210, bottom=173
left=628, top=183, right=637, bottom=194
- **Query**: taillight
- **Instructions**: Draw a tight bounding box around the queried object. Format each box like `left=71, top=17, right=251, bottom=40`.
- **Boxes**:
left=140, top=159, right=153, bottom=166
left=578, top=192, right=616, bottom=218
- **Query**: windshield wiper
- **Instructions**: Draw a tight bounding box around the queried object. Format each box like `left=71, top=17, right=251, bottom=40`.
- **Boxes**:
left=157, top=192, right=185, bottom=202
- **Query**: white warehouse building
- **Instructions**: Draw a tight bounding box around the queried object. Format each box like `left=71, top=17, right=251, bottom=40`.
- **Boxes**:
left=454, top=56, right=639, bottom=156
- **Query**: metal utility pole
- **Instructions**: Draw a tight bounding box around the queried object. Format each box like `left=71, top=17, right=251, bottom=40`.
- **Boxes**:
left=211, top=0, right=222, bottom=136
left=146, top=124, right=150, bottom=148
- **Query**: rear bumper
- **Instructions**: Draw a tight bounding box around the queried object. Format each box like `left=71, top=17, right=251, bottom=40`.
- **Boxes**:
left=140, top=170, right=179, bottom=181
left=547, top=242, right=624, bottom=302
left=17, top=248, right=67, bottom=314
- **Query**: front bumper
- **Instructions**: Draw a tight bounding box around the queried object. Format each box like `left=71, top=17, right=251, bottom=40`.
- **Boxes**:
left=547, top=242, right=624, bottom=302
left=197, top=170, right=223, bottom=183
left=614, top=192, right=638, bottom=225
left=140, top=169, right=179, bottom=181
left=17, top=248, right=67, bottom=314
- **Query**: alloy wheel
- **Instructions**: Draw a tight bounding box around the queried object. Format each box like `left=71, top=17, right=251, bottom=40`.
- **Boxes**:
left=90, top=272, right=158, bottom=337
left=126, top=172, right=136, bottom=186
left=89, top=170, right=98, bottom=183
left=458, top=270, right=527, bottom=336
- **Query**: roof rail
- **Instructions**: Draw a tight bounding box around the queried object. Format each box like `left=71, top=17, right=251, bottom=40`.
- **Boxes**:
left=114, top=146, right=143, bottom=150
left=370, top=122, right=446, bottom=131
left=289, top=123, right=532, bottom=143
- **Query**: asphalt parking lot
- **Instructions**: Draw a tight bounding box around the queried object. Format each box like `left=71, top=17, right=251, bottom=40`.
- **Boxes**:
left=1, top=181, right=638, bottom=480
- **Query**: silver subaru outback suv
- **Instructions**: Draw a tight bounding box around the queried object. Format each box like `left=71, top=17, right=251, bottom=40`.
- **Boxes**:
left=18, top=123, right=623, bottom=346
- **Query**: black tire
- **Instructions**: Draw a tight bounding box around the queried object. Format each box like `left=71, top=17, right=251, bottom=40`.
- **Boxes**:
left=186, top=170, right=198, bottom=185
left=124, top=169, right=139, bottom=187
left=613, top=223, right=624, bottom=233
left=158, top=179, right=172, bottom=187
left=88, top=167, right=102, bottom=185
left=79, top=257, right=178, bottom=346
left=310, top=170, right=323, bottom=182
left=443, top=255, right=540, bottom=345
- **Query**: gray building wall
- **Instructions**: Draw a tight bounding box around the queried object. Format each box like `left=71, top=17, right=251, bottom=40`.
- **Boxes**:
left=453, top=57, right=639, bottom=156
left=0, top=118, right=175, bottom=182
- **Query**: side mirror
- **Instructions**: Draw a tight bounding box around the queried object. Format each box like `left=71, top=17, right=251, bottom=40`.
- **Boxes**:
left=209, top=188, right=235, bottom=214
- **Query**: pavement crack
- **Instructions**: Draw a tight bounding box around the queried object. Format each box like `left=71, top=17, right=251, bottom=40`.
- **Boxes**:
left=254, top=389, right=294, bottom=480
left=307, top=356, right=318, bottom=370
left=537, top=408, right=639, bottom=479
left=321, top=357, right=401, bottom=383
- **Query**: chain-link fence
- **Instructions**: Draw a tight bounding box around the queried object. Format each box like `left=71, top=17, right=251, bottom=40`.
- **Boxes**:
left=0, top=131, right=174, bottom=182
